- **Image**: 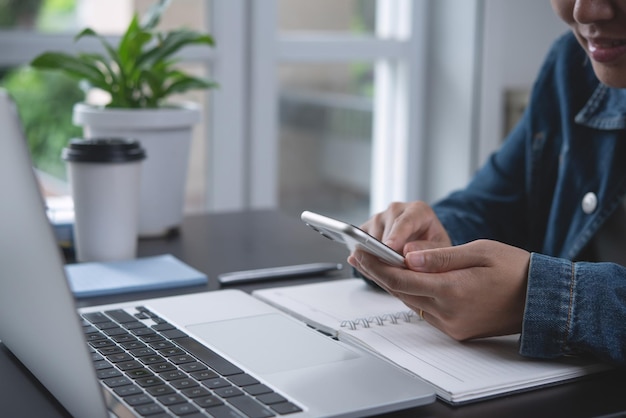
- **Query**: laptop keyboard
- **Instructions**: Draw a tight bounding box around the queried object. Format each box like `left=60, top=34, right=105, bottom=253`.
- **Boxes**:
left=82, top=306, right=303, bottom=418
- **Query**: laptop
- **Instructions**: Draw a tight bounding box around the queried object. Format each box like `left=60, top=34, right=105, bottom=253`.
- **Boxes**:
left=0, top=89, right=435, bottom=418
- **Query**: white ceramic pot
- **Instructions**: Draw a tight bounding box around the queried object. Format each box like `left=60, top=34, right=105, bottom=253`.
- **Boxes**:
left=73, top=103, right=200, bottom=238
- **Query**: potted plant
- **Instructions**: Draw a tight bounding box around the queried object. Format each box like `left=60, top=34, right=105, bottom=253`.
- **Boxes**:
left=30, top=0, right=217, bottom=237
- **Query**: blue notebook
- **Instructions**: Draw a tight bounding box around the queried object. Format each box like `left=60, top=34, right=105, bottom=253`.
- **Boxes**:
left=65, top=254, right=208, bottom=298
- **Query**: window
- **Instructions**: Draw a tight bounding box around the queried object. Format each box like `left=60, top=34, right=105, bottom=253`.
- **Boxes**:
left=234, top=0, right=432, bottom=223
left=278, top=62, right=374, bottom=222
left=2, top=0, right=485, bottom=224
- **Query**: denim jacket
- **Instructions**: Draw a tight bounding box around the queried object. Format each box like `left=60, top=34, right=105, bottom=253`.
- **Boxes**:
left=432, top=32, right=626, bottom=365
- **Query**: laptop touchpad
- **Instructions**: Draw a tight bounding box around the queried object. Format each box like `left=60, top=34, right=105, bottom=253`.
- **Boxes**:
left=186, top=313, right=358, bottom=374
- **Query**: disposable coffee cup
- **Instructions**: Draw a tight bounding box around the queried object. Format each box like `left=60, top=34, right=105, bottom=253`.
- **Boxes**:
left=62, top=138, right=146, bottom=262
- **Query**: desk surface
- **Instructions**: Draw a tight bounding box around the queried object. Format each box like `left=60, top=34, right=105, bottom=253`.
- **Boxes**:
left=2, top=210, right=625, bottom=418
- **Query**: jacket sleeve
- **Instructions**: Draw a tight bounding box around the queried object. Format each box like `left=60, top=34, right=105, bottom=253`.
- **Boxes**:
left=521, top=253, right=626, bottom=364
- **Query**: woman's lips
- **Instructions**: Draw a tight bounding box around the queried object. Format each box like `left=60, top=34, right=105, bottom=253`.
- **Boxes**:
left=587, top=38, right=626, bottom=63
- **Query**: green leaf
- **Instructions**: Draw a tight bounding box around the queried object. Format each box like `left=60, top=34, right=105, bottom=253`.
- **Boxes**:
left=30, top=52, right=109, bottom=90
left=118, top=14, right=152, bottom=72
left=77, top=53, right=121, bottom=93
left=140, top=69, right=164, bottom=107
left=75, top=27, right=119, bottom=65
left=162, top=74, right=218, bottom=98
left=75, top=27, right=96, bottom=42
left=138, top=29, right=214, bottom=69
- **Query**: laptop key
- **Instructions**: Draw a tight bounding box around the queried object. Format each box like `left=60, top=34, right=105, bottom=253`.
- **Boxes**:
left=227, top=396, right=274, bottom=418
left=256, top=393, right=286, bottom=405
left=190, top=369, right=219, bottom=381
left=228, top=374, right=259, bottom=387
left=202, top=378, right=231, bottom=389
left=269, top=402, right=302, bottom=415
left=135, top=402, right=166, bottom=416
left=86, top=333, right=107, bottom=342
left=90, top=339, right=115, bottom=349
left=98, top=346, right=124, bottom=356
left=130, top=347, right=156, bottom=357
left=103, top=376, right=133, bottom=388
left=125, top=393, right=153, bottom=406
left=141, top=335, right=166, bottom=344
left=83, top=325, right=99, bottom=334
left=133, top=328, right=157, bottom=337
left=203, top=404, right=246, bottom=418
left=105, top=309, right=139, bottom=324
left=125, top=321, right=149, bottom=330
left=122, top=341, right=148, bottom=351
left=136, top=376, right=165, bottom=388
left=112, top=334, right=139, bottom=343
left=171, top=378, right=199, bottom=390
left=194, top=395, right=224, bottom=408
left=107, top=352, right=134, bottom=363
left=176, top=337, right=243, bottom=376
left=96, top=321, right=120, bottom=330
left=150, top=340, right=175, bottom=350
left=140, top=355, right=167, bottom=365
left=242, top=384, right=273, bottom=396
left=170, top=355, right=196, bottom=365
left=82, top=312, right=110, bottom=324
left=103, top=327, right=130, bottom=337
left=214, top=387, right=243, bottom=399
left=114, top=384, right=144, bottom=397
left=160, top=370, right=187, bottom=381
left=117, top=360, right=144, bottom=371
left=161, top=329, right=188, bottom=339
left=157, top=393, right=186, bottom=406
left=93, top=360, right=113, bottom=370
left=127, top=368, right=155, bottom=379
left=169, top=402, right=200, bottom=416
left=150, top=362, right=177, bottom=373
left=147, top=385, right=176, bottom=397
left=182, top=387, right=211, bottom=399
left=97, top=368, right=123, bottom=379
left=160, top=347, right=186, bottom=357
left=180, top=362, right=207, bottom=373
left=152, top=322, right=176, bottom=331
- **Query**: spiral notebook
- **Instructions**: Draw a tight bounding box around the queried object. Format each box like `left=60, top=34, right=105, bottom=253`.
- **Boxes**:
left=253, top=278, right=610, bottom=404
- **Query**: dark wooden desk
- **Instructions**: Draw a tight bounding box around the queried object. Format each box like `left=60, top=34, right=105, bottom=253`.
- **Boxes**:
left=1, top=210, right=625, bottom=418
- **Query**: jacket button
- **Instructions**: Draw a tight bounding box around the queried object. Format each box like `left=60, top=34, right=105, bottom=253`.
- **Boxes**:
left=582, top=192, right=597, bottom=214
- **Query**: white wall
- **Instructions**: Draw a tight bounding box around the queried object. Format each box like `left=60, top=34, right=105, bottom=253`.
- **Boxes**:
left=421, top=0, right=569, bottom=204
left=421, top=0, right=481, bottom=204
left=476, top=0, right=569, bottom=167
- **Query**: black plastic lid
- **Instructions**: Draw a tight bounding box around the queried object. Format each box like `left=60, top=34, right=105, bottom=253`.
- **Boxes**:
left=62, top=138, right=146, bottom=163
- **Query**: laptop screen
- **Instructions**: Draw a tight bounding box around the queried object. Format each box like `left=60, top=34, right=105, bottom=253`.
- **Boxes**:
left=0, top=90, right=109, bottom=417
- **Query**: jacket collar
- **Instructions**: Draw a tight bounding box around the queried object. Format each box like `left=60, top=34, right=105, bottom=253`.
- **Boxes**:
left=575, top=84, right=626, bottom=130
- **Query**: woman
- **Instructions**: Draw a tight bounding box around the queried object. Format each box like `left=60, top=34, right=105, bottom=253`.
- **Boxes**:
left=348, top=0, right=626, bottom=365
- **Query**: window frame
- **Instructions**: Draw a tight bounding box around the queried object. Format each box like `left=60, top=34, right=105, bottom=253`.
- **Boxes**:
left=235, top=0, right=433, bottom=215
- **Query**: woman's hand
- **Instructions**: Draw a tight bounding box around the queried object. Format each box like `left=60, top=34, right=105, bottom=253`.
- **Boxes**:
left=360, top=201, right=452, bottom=255
left=348, top=239, right=530, bottom=340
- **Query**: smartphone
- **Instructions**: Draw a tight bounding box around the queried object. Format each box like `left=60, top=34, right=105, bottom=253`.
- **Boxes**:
left=301, top=210, right=405, bottom=267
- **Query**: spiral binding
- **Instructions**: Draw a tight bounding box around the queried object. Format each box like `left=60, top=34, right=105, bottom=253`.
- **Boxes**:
left=340, top=310, right=420, bottom=330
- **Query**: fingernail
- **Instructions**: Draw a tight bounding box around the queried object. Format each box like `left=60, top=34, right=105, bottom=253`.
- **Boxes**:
left=406, top=252, right=425, bottom=268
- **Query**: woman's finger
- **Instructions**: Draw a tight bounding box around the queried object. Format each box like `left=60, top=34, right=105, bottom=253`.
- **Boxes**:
left=405, top=240, right=492, bottom=273
left=350, top=249, right=442, bottom=298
